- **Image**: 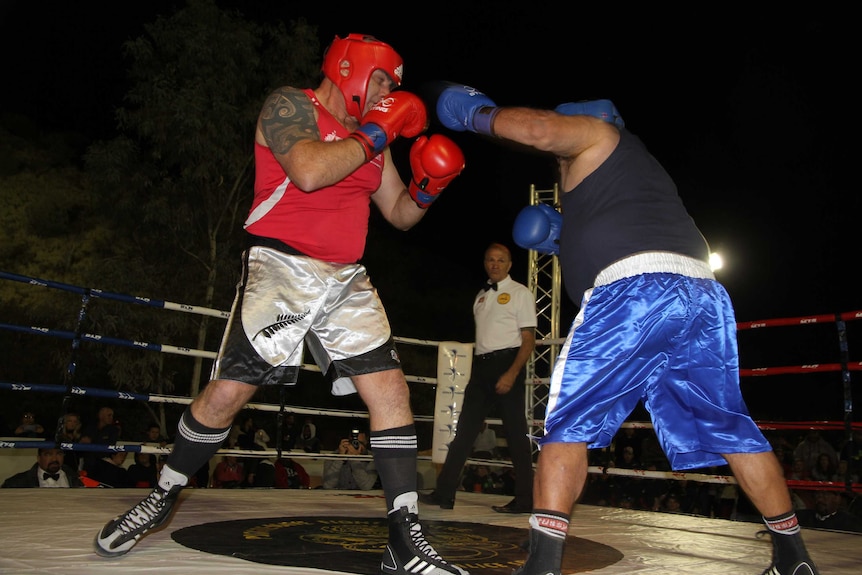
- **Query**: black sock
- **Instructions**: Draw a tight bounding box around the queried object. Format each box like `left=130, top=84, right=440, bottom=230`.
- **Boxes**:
left=531, top=510, right=570, bottom=540
left=764, top=510, right=800, bottom=536
left=370, top=424, right=417, bottom=511
left=165, top=409, right=231, bottom=480
left=520, top=511, right=570, bottom=573
left=763, top=511, right=814, bottom=568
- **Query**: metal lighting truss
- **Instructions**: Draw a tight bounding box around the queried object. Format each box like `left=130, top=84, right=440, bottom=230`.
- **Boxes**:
left=524, top=184, right=561, bottom=457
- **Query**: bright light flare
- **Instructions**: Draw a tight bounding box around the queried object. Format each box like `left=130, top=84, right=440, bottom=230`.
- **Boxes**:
left=709, top=252, right=723, bottom=271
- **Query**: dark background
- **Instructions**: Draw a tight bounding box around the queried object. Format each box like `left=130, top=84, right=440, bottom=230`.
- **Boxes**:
left=1, top=4, right=855, bottom=323
left=1, top=3, right=858, bottom=426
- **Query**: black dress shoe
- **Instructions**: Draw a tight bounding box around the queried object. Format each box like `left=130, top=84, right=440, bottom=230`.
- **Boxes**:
left=418, top=490, right=455, bottom=510
left=492, top=498, right=532, bottom=513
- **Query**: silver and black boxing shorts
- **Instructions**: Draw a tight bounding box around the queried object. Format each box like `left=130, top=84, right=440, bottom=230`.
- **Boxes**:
left=211, top=245, right=401, bottom=395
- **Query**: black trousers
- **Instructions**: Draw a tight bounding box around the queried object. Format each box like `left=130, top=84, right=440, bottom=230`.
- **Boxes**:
left=434, top=348, right=534, bottom=501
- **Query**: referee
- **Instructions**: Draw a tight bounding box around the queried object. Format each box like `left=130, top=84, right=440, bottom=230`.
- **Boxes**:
left=421, top=242, right=536, bottom=513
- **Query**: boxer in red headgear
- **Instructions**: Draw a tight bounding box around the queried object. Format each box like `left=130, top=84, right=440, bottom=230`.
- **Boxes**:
left=322, top=33, right=405, bottom=121
left=95, top=33, right=469, bottom=575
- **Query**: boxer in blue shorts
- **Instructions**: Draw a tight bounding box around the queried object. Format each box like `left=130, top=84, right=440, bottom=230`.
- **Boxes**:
left=435, top=84, right=819, bottom=575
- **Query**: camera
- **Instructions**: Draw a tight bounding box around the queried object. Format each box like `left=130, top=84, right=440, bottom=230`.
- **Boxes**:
left=350, top=428, right=360, bottom=449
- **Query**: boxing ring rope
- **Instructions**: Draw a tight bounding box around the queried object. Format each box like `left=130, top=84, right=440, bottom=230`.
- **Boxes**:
left=1, top=270, right=860, bottom=497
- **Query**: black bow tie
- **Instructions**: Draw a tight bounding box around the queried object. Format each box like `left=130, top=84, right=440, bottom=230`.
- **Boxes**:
left=481, top=282, right=498, bottom=292
left=43, top=472, right=60, bottom=481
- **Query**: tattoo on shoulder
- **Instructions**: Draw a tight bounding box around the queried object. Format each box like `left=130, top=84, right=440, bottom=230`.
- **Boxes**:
left=259, top=87, right=318, bottom=155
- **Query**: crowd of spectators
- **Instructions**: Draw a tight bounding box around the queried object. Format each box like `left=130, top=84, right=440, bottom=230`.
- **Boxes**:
left=576, top=426, right=862, bottom=532
left=0, top=407, right=352, bottom=489
left=3, top=407, right=860, bottom=534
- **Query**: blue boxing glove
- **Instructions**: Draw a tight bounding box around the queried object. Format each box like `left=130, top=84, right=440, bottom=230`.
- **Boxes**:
left=554, top=99, right=625, bottom=128
left=436, top=82, right=499, bottom=136
left=512, top=203, right=562, bottom=256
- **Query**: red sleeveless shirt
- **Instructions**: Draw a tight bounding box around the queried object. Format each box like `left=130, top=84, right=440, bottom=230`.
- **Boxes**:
left=244, top=89, right=384, bottom=263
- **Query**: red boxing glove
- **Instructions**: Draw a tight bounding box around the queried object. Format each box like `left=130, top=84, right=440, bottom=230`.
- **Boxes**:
left=349, top=92, right=428, bottom=161
left=408, top=134, right=465, bottom=208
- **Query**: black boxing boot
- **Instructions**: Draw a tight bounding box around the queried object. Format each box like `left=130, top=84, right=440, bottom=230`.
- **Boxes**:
left=380, top=492, right=469, bottom=575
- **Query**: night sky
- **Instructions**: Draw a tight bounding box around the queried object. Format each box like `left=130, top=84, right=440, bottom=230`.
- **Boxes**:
left=1, top=3, right=857, bottom=342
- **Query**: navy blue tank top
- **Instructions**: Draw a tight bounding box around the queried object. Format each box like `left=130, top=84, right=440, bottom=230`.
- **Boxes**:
left=559, top=130, right=710, bottom=304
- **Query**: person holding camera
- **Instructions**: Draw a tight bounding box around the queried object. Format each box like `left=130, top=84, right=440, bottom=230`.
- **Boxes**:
left=322, top=428, right=378, bottom=490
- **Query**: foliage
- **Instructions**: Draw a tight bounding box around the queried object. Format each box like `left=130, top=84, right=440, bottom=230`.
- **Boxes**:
left=82, top=0, right=320, bottom=397
left=1, top=0, right=322, bottom=431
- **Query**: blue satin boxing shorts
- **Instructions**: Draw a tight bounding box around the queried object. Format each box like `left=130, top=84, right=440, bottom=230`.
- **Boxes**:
left=543, top=259, right=771, bottom=470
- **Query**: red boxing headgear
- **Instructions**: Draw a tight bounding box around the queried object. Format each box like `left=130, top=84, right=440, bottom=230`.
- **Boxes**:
left=322, top=33, right=403, bottom=120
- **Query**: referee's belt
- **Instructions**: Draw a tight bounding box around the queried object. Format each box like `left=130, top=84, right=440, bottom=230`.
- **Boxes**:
left=475, top=347, right=519, bottom=360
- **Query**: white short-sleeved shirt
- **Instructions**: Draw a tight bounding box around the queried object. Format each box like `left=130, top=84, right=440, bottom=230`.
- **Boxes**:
left=473, top=275, right=537, bottom=355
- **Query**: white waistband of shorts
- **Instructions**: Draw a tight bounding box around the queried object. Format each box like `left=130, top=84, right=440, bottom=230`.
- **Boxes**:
left=594, top=252, right=714, bottom=287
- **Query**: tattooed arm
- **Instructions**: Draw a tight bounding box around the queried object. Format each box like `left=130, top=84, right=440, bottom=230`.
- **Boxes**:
left=255, top=86, right=367, bottom=192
